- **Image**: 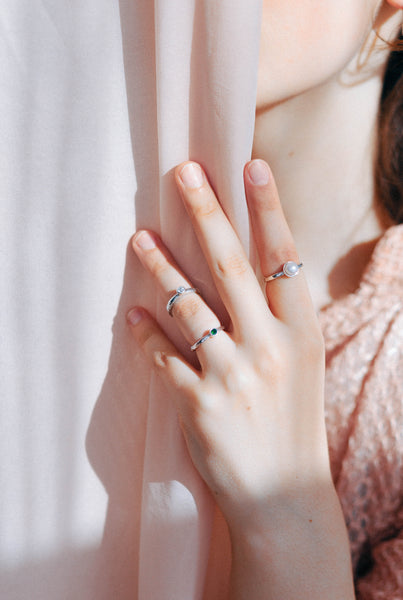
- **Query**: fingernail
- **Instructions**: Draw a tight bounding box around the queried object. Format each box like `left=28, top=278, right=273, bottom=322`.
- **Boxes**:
left=248, top=160, right=270, bottom=186
left=127, top=307, right=143, bottom=326
left=179, top=163, right=204, bottom=189
left=133, top=231, right=156, bottom=251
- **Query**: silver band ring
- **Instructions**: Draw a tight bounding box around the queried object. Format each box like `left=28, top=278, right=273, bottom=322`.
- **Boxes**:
left=264, top=261, right=303, bottom=282
left=190, top=326, right=225, bottom=351
left=167, top=286, right=200, bottom=316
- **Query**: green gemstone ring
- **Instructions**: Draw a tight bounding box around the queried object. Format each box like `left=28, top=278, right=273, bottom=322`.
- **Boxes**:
left=190, top=325, right=225, bottom=351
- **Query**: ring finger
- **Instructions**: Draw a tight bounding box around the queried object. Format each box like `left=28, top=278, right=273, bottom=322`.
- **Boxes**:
left=244, top=160, right=316, bottom=327
left=131, top=229, right=232, bottom=370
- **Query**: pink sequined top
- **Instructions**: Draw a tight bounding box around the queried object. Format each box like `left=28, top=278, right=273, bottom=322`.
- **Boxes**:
left=318, top=224, right=403, bottom=598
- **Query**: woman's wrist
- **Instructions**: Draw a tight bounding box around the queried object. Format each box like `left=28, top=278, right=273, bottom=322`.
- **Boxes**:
left=221, top=441, right=335, bottom=537
left=227, top=473, right=335, bottom=540
left=228, top=482, right=355, bottom=600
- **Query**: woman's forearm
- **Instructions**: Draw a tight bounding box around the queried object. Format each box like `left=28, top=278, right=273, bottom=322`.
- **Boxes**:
left=228, top=483, right=355, bottom=600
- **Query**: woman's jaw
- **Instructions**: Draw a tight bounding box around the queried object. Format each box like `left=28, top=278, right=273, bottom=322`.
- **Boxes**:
left=256, top=0, right=402, bottom=111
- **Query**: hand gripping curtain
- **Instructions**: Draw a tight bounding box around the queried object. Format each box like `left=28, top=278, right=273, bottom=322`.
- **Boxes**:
left=87, top=1, right=263, bottom=598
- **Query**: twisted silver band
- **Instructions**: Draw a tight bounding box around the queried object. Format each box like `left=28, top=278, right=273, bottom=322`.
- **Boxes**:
left=190, top=326, right=225, bottom=351
left=166, top=286, right=200, bottom=316
left=264, top=261, right=303, bottom=282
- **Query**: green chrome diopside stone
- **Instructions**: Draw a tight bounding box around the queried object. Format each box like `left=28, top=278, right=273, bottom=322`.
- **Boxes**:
left=211, top=328, right=217, bottom=336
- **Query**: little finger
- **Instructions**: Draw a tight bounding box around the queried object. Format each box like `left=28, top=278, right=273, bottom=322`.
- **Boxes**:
left=127, top=306, right=200, bottom=395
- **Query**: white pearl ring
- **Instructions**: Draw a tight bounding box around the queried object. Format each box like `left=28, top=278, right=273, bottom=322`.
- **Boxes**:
left=264, top=261, right=303, bottom=282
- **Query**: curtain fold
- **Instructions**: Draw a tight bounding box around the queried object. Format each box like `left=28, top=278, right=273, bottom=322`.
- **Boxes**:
left=1, top=1, right=262, bottom=598
left=134, top=2, right=263, bottom=596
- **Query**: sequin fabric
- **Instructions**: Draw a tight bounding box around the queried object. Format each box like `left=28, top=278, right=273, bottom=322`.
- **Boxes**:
left=318, top=224, right=403, bottom=598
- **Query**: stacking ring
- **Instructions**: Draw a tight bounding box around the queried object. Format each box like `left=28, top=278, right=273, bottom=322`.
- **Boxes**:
left=190, top=326, right=225, bottom=351
left=166, top=286, right=200, bottom=316
left=264, top=261, right=303, bottom=282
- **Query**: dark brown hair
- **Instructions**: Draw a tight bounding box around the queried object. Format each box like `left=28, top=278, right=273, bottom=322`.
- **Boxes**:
left=375, top=35, right=403, bottom=224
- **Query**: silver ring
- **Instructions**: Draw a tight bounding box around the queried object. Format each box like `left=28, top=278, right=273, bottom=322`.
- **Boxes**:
left=264, top=261, right=303, bottom=282
left=166, top=286, right=200, bottom=316
left=190, top=326, right=225, bottom=351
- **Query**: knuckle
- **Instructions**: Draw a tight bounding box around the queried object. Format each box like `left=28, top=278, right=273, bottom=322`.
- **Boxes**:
left=186, top=387, right=206, bottom=413
left=265, top=191, right=281, bottom=212
left=255, top=349, right=284, bottom=382
left=173, top=294, right=203, bottom=320
left=222, top=363, right=254, bottom=397
left=254, top=348, right=273, bottom=375
left=193, top=387, right=225, bottom=421
left=251, top=188, right=278, bottom=213
left=268, top=244, right=299, bottom=268
left=152, top=349, right=169, bottom=369
left=190, top=192, right=218, bottom=219
left=149, top=254, right=169, bottom=278
left=214, top=252, right=249, bottom=280
left=195, top=387, right=216, bottom=410
left=137, top=324, right=157, bottom=347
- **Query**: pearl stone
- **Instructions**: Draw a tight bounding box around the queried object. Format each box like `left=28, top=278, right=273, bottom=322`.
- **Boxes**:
left=283, top=261, right=299, bottom=277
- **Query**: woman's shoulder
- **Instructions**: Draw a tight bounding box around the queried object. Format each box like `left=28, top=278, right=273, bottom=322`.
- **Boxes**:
left=319, top=223, right=403, bottom=353
left=321, top=223, right=403, bottom=409
left=323, top=223, right=403, bottom=488
left=360, top=223, right=403, bottom=294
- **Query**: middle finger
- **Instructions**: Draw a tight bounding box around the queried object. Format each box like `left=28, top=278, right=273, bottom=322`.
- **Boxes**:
left=175, top=162, right=272, bottom=339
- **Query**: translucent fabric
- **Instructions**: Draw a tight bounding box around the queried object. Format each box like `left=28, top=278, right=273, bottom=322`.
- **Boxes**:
left=1, top=1, right=262, bottom=598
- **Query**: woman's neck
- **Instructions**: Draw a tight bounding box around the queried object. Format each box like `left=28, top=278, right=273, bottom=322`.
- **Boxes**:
left=252, top=72, right=387, bottom=312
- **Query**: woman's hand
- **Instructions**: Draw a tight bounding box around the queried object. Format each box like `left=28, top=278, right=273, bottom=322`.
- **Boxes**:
left=127, top=160, right=355, bottom=598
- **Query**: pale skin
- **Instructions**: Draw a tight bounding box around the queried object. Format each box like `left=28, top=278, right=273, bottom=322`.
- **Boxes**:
left=254, top=0, right=402, bottom=311
left=126, top=1, right=403, bottom=598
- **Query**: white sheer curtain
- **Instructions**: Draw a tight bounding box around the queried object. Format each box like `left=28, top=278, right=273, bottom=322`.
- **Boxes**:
left=1, top=1, right=262, bottom=597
